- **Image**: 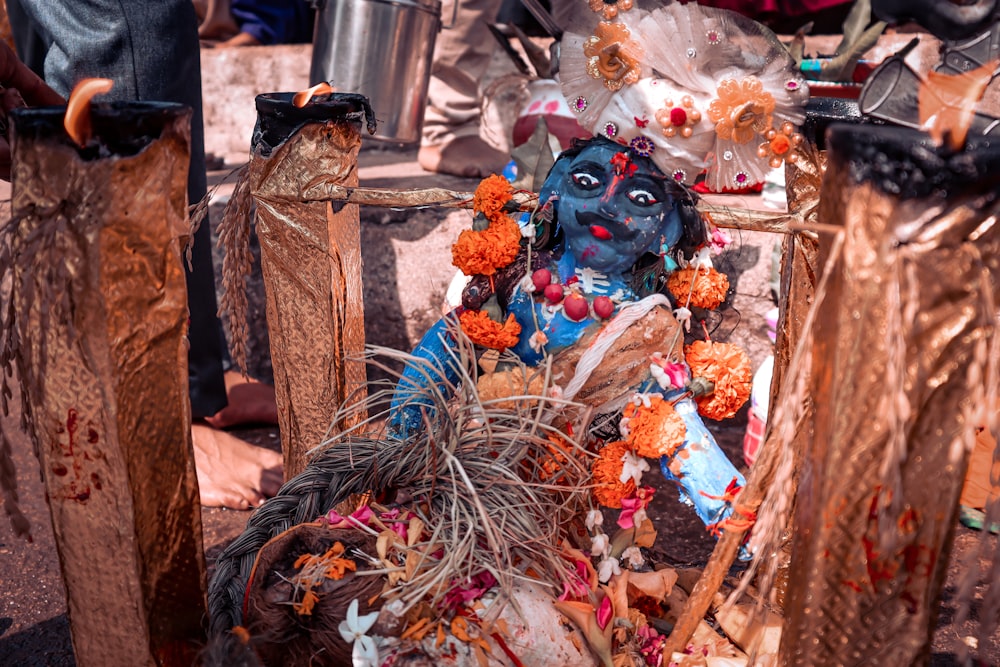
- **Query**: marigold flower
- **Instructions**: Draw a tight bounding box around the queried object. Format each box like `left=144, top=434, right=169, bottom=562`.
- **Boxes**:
left=476, top=367, right=545, bottom=409
left=685, top=340, right=752, bottom=421
left=290, top=541, right=358, bottom=615
left=472, top=174, right=514, bottom=219
left=707, top=76, right=775, bottom=144
left=588, top=0, right=632, bottom=20
left=622, top=395, right=687, bottom=459
left=592, top=440, right=637, bottom=508
left=537, top=433, right=578, bottom=483
left=451, top=214, right=522, bottom=276
left=459, top=309, right=522, bottom=350
left=584, top=22, right=643, bottom=92
left=666, top=266, right=729, bottom=310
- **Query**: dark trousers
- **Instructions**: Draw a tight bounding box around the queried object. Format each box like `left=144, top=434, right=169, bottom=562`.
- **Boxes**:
left=8, top=0, right=229, bottom=417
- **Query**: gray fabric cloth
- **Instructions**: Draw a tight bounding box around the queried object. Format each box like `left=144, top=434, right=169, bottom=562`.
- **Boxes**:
left=8, top=0, right=229, bottom=418
left=422, top=0, right=576, bottom=147
left=421, top=0, right=504, bottom=146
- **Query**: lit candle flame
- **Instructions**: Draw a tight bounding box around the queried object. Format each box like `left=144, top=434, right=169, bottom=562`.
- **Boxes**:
left=64, top=77, right=114, bottom=147
left=292, top=82, right=334, bottom=108
left=918, top=60, right=998, bottom=151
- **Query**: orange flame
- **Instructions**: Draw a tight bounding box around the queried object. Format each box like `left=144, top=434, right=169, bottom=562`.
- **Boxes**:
left=292, top=82, right=334, bottom=108
left=919, top=60, right=998, bottom=151
left=63, top=77, right=114, bottom=147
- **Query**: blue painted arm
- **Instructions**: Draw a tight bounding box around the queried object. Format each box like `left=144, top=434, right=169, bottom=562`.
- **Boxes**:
left=660, top=394, right=746, bottom=533
left=387, top=315, right=463, bottom=440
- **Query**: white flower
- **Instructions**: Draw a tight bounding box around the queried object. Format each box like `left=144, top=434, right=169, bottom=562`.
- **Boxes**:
left=528, top=329, right=549, bottom=354
left=621, top=546, right=645, bottom=569
left=673, top=307, right=692, bottom=332
left=619, top=450, right=650, bottom=486
left=649, top=362, right=670, bottom=390
left=632, top=508, right=648, bottom=528
left=518, top=273, right=536, bottom=293
left=586, top=509, right=604, bottom=531
left=520, top=221, right=536, bottom=239
left=591, top=532, right=611, bottom=559
left=597, top=557, right=622, bottom=583
left=691, top=247, right=713, bottom=270
left=630, top=392, right=653, bottom=409
left=338, top=599, right=380, bottom=667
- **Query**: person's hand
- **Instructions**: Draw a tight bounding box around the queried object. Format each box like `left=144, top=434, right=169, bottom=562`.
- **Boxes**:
left=0, top=41, right=64, bottom=180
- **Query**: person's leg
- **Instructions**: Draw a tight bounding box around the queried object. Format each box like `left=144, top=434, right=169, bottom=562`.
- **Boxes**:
left=419, top=0, right=508, bottom=178
left=10, top=0, right=281, bottom=508
left=198, top=0, right=240, bottom=41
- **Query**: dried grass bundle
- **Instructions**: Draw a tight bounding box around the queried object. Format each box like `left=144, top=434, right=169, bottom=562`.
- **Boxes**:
left=310, top=339, right=593, bottom=614
left=0, top=202, right=84, bottom=539
left=209, top=335, right=594, bottom=636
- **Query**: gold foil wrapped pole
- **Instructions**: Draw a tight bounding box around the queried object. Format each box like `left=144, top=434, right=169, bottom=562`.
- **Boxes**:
left=781, top=125, right=1000, bottom=665
left=2, top=103, right=206, bottom=665
left=240, top=93, right=374, bottom=479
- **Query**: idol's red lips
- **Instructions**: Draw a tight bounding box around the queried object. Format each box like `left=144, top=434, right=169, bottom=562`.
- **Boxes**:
left=589, top=224, right=612, bottom=240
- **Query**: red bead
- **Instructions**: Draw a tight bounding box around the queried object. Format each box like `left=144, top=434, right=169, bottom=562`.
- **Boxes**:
left=544, top=283, right=565, bottom=304
left=531, top=268, right=552, bottom=293
left=593, top=296, right=615, bottom=319
left=563, top=294, right=589, bottom=321
left=670, top=107, right=687, bottom=127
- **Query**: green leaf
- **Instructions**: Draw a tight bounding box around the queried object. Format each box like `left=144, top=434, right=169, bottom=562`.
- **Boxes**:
left=511, top=116, right=558, bottom=192
left=835, top=0, right=871, bottom=56
left=827, top=20, right=887, bottom=81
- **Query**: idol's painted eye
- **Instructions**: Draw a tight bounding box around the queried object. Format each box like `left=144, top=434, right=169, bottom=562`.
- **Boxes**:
left=571, top=171, right=601, bottom=190
left=627, top=188, right=659, bottom=206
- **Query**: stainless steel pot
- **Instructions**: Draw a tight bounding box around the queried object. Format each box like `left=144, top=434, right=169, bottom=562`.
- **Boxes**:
left=310, top=0, right=442, bottom=144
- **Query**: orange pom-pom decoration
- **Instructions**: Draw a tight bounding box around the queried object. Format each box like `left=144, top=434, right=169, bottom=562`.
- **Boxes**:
left=666, top=266, right=730, bottom=310
left=451, top=215, right=522, bottom=276
left=591, top=440, right=636, bottom=509
left=458, top=310, right=522, bottom=351
left=622, top=395, right=687, bottom=458
left=472, top=173, right=514, bottom=218
left=684, top=340, right=752, bottom=421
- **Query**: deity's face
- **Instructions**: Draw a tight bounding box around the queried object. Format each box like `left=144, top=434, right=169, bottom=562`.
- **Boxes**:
left=542, top=139, right=682, bottom=275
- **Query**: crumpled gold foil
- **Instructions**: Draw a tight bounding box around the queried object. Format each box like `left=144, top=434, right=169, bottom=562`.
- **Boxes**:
left=3, top=104, right=206, bottom=665
left=248, top=117, right=367, bottom=479
left=781, top=128, right=1000, bottom=665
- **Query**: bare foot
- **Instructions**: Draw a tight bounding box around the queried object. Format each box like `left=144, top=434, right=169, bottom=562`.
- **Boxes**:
left=418, top=135, right=509, bottom=178
left=197, top=0, right=239, bottom=41
left=216, top=32, right=263, bottom=48
left=204, top=370, right=279, bottom=429
left=192, top=422, right=283, bottom=509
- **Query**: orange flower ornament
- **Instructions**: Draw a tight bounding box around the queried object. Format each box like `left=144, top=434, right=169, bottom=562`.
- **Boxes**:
left=622, top=396, right=687, bottom=459
left=684, top=340, right=752, bottom=421
left=584, top=22, right=643, bottom=92
left=458, top=310, right=522, bottom=351
left=666, top=265, right=729, bottom=310
left=708, top=76, right=775, bottom=144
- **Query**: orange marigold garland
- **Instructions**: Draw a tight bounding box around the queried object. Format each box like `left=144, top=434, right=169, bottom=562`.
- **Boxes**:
left=458, top=310, right=522, bottom=351
left=684, top=340, right=752, bottom=421
left=666, top=266, right=730, bottom=310
left=451, top=214, right=522, bottom=276
left=592, top=440, right=637, bottom=509
left=622, top=395, right=687, bottom=459
left=472, top=173, right=514, bottom=218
